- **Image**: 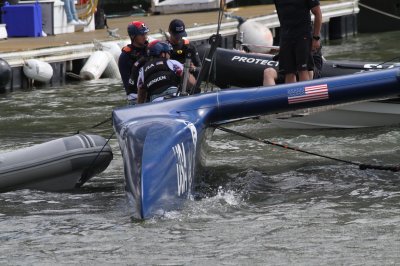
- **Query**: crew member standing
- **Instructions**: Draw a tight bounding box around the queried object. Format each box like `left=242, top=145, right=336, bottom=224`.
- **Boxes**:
left=273, top=0, right=322, bottom=83
left=118, top=21, right=149, bottom=104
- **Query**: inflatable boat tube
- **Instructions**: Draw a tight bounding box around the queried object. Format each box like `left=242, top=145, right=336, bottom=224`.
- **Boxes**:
left=0, top=58, right=11, bottom=91
left=100, top=42, right=121, bottom=64
left=102, top=51, right=121, bottom=79
left=23, top=59, right=54, bottom=83
left=0, top=134, right=113, bottom=192
left=198, top=47, right=399, bottom=88
left=80, top=51, right=110, bottom=80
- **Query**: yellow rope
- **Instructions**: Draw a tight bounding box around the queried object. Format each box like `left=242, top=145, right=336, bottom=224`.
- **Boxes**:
left=76, top=0, right=98, bottom=21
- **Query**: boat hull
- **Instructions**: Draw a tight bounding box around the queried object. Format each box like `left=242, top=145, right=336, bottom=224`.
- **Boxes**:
left=269, top=100, right=400, bottom=129
left=113, top=68, right=400, bottom=219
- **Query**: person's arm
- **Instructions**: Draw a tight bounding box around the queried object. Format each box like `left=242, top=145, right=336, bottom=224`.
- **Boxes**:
left=137, top=88, right=147, bottom=104
left=189, top=45, right=202, bottom=70
left=311, top=5, right=322, bottom=51
left=136, top=68, right=147, bottom=104
left=168, top=59, right=196, bottom=90
left=186, top=73, right=196, bottom=89
left=118, top=52, right=132, bottom=94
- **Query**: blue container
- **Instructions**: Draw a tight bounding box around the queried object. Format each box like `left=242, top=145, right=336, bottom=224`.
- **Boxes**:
left=1, top=1, right=42, bottom=37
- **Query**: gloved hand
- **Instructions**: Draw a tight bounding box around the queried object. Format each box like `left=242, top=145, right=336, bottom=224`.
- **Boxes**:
left=127, top=93, right=138, bottom=105
left=183, top=46, right=196, bottom=59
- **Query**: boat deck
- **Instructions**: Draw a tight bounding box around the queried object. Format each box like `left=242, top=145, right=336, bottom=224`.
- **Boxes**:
left=0, top=1, right=337, bottom=53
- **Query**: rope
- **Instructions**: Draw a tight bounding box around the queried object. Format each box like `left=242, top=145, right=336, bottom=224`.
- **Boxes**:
left=75, top=131, right=114, bottom=187
left=216, top=126, right=400, bottom=172
left=76, top=117, right=112, bottom=134
left=73, top=0, right=97, bottom=30
left=358, top=2, right=400, bottom=20
left=189, top=0, right=224, bottom=94
left=374, top=56, right=400, bottom=68
left=333, top=56, right=400, bottom=70
left=76, top=0, right=98, bottom=20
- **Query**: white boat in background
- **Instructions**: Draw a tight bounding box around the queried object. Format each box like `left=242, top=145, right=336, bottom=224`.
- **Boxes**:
left=151, top=0, right=233, bottom=14
left=268, top=98, right=400, bottom=129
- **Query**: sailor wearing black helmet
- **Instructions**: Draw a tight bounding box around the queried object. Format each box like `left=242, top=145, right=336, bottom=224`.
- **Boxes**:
left=137, top=40, right=196, bottom=103
left=167, top=19, right=202, bottom=77
left=118, top=20, right=150, bottom=104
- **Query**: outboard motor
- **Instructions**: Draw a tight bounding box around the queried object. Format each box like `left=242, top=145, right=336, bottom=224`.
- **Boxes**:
left=0, top=58, right=11, bottom=93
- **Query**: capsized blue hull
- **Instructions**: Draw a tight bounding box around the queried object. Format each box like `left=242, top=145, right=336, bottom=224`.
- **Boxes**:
left=113, top=68, right=400, bottom=219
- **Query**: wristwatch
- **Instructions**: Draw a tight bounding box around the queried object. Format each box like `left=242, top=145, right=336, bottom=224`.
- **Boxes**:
left=312, top=35, right=321, bottom=41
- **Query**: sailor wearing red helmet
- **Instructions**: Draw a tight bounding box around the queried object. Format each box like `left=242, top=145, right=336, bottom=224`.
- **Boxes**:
left=137, top=40, right=196, bottom=103
left=118, top=21, right=150, bottom=104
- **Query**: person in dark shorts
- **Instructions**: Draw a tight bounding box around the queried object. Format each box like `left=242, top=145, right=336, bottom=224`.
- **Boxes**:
left=263, top=46, right=323, bottom=86
left=273, top=0, right=322, bottom=83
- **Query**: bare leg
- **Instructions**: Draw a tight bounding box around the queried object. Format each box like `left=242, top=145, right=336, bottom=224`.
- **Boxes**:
left=308, top=70, right=314, bottom=80
left=263, top=68, right=278, bottom=86
left=298, top=70, right=310, bottom=82
left=285, top=73, right=297, bottom=83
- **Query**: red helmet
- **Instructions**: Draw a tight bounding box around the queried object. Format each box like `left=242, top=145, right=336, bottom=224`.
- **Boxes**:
left=127, top=21, right=149, bottom=36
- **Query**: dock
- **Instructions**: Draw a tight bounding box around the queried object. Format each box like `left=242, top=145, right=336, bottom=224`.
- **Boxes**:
left=0, top=0, right=359, bottom=90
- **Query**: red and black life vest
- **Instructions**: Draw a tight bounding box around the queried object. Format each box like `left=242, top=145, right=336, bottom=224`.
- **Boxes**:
left=121, top=44, right=147, bottom=62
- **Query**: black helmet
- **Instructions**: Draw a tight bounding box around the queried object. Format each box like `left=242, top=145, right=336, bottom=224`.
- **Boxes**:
left=148, top=40, right=173, bottom=57
left=127, top=21, right=149, bottom=36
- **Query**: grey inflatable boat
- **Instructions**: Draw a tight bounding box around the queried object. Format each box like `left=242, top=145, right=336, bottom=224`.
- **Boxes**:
left=0, top=134, right=113, bottom=192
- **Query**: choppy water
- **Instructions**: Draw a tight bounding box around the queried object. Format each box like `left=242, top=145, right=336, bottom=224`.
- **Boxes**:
left=1, top=31, right=400, bottom=265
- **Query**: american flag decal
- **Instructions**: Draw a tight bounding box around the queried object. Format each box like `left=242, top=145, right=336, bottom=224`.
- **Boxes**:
left=287, top=84, right=329, bottom=104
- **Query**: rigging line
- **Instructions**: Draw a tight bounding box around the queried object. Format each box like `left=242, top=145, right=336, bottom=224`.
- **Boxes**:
left=375, top=56, right=400, bottom=68
left=333, top=56, right=400, bottom=70
left=91, top=117, right=112, bottom=129
left=189, top=0, right=224, bottom=94
left=216, top=126, right=400, bottom=172
left=75, top=131, right=115, bottom=187
left=216, top=0, right=224, bottom=35
left=358, top=2, right=400, bottom=20
left=76, top=117, right=112, bottom=134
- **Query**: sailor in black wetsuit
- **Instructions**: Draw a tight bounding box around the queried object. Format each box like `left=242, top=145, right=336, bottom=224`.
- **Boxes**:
left=118, top=21, right=149, bottom=105
left=167, top=19, right=202, bottom=78
left=273, top=0, right=322, bottom=83
left=137, top=40, right=196, bottom=103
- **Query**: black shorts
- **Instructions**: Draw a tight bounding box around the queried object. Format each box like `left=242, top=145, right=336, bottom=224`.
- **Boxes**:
left=276, top=70, right=285, bottom=84
left=279, top=35, right=312, bottom=74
